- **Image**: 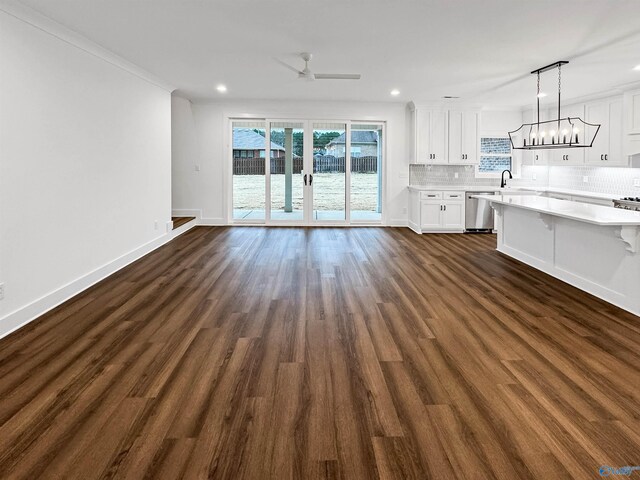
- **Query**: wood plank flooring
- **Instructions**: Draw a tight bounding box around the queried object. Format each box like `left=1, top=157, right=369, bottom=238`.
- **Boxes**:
left=0, top=227, right=639, bottom=479
left=171, top=217, right=196, bottom=230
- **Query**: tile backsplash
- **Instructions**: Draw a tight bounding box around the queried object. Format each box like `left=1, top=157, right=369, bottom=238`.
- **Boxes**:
left=409, top=164, right=640, bottom=197
left=408, top=164, right=548, bottom=188
left=548, top=166, right=640, bottom=197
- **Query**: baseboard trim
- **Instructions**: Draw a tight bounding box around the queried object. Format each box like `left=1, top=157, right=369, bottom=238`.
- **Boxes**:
left=199, top=217, right=226, bottom=226
left=0, top=225, right=197, bottom=340
left=388, top=219, right=409, bottom=227
left=172, top=209, right=202, bottom=220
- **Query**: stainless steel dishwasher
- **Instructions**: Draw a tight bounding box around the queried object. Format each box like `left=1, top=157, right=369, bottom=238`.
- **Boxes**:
left=465, top=192, right=496, bottom=232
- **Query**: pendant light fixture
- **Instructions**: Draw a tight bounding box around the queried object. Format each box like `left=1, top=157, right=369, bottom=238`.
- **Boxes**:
left=508, top=61, right=600, bottom=151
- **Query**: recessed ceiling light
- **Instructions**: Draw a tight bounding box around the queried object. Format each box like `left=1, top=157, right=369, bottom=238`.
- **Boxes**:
left=634, top=65, right=640, bottom=71
left=216, top=84, right=227, bottom=93
left=537, top=92, right=547, bottom=98
left=390, top=89, right=400, bottom=96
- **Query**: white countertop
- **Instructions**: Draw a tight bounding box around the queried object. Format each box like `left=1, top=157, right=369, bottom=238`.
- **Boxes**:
left=473, top=194, right=640, bottom=226
left=408, top=185, right=620, bottom=202
left=408, top=185, right=502, bottom=192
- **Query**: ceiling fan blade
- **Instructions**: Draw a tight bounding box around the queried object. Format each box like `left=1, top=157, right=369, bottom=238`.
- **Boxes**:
left=273, top=57, right=303, bottom=75
left=314, top=73, right=361, bottom=80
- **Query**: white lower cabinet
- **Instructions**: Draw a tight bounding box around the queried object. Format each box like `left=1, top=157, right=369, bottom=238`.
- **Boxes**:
left=420, top=201, right=443, bottom=229
left=410, top=190, right=465, bottom=233
left=441, top=201, right=464, bottom=229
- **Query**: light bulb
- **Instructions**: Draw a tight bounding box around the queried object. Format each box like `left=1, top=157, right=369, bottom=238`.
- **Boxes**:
left=573, top=127, right=579, bottom=134
left=561, top=129, right=568, bottom=135
left=550, top=130, right=556, bottom=137
left=540, top=131, right=546, bottom=137
left=531, top=132, right=536, bottom=137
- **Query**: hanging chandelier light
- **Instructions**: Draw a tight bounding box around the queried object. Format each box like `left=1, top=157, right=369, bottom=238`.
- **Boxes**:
left=508, top=61, right=600, bottom=150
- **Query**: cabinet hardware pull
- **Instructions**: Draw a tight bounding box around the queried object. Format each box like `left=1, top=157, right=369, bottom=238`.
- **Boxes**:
left=605, top=154, right=608, bottom=160
left=601, top=154, right=604, bottom=161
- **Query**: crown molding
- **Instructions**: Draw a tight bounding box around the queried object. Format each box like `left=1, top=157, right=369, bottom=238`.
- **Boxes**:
left=0, top=0, right=175, bottom=93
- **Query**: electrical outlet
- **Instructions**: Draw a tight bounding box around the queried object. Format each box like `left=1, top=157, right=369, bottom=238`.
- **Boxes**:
left=195, top=165, right=201, bottom=172
left=533, top=173, right=537, bottom=181
left=0, top=283, right=5, bottom=301
left=454, top=172, right=459, bottom=179
left=583, top=176, right=589, bottom=183
left=634, top=178, right=640, bottom=187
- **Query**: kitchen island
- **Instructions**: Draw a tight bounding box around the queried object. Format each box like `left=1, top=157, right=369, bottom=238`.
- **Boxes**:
left=473, top=194, right=640, bottom=316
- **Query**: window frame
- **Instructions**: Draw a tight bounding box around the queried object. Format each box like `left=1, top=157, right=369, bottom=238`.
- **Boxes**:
left=475, top=133, right=520, bottom=179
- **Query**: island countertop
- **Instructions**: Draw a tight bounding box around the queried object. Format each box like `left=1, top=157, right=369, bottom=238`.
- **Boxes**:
left=472, top=194, right=640, bottom=226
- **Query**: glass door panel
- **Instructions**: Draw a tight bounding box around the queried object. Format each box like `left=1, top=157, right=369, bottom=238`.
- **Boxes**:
left=232, top=121, right=266, bottom=221
left=269, top=122, right=305, bottom=221
left=350, top=124, right=382, bottom=221
left=312, top=122, right=346, bottom=221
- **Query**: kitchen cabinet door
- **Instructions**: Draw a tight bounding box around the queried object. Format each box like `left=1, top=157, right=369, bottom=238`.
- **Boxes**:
left=449, top=110, right=479, bottom=164
left=462, top=111, right=479, bottom=164
left=520, top=108, right=548, bottom=166
left=415, top=109, right=431, bottom=163
left=606, top=98, right=624, bottom=165
left=585, top=97, right=624, bottom=165
left=429, top=110, right=449, bottom=163
left=585, top=101, right=608, bottom=165
left=448, top=110, right=463, bottom=163
left=420, top=201, right=442, bottom=229
left=548, top=104, right=586, bottom=165
left=441, top=202, right=464, bottom=229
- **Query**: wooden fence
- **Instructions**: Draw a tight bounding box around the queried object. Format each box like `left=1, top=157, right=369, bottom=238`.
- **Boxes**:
left=233, top=156, right=378, bottom=175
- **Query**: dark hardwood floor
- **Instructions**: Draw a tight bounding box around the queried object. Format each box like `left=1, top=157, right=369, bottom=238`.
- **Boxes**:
left=0, top=227, right=638, bottom=479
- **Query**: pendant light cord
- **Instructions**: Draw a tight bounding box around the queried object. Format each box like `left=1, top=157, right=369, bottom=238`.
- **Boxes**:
left=536, top=72, right=540, bottom=130
left=557, top=63, right=562, bottom=131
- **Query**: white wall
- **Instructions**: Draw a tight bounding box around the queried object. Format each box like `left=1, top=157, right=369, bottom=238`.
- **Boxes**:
left=172, top=95, right=201, bottom=213
left=171, top=99, right=409, bottom=224
left=0, top=7, right=172, bottom=336
left=481, top=109, right=523, bottom=135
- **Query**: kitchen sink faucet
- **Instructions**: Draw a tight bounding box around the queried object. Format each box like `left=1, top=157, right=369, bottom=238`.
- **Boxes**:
left=501, top=169, right=513, bottom=188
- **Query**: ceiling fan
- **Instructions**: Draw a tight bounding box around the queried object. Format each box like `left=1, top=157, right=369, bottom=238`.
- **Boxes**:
left=275, top=53, right=361, bottom=81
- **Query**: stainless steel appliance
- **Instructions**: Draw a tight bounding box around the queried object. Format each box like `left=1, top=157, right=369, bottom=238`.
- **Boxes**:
left=613, top=197, right=640, bottom=211
left=465, top=192, right=496, bottom=232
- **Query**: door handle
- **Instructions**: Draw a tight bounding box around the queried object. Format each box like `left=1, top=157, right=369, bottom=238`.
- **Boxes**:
left=304, top=174, right=307, bottom=186
left=309, top=174, right=313, bottom=186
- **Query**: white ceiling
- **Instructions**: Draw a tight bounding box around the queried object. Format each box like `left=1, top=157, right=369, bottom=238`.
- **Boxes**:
left=17, top=0, right=640, bottom=107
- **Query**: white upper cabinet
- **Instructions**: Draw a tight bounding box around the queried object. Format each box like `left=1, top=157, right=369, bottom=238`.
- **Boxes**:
left=520, top=108, right=548, bottom=166
left=547, top=103, right=586, bottom=165
left=429, top=110, right=449, bottom=163
left=585, top=97, right=623, bottom=165
left=449, top=110, right=479, bottom=164
left=623, top=88, right=640, bottom=158
left=415, top=109, right=448, bottom=164
left=412, top=106, right=479, bottom=164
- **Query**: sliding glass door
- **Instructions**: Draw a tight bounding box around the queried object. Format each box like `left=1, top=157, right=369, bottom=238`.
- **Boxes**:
left=269, top=122, right=306, bottom=222
left=230, top=119, right=383, bottom=225
left=232, top=120, right=267, bottom=221
left=312, top=122, right=347, bottom=222
left=350, top=124, right=383, bottom=221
